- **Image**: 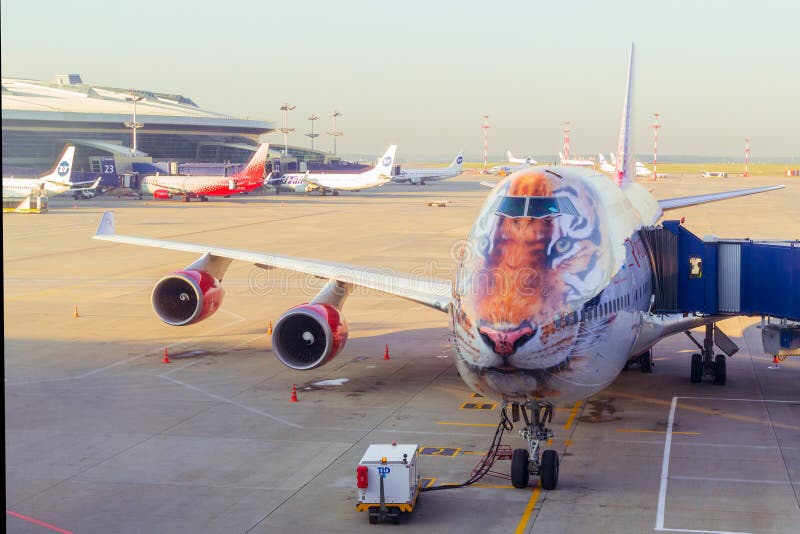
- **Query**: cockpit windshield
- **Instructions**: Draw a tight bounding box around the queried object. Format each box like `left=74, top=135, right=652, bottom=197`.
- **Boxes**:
left=495, top=196, right=579, bottom=219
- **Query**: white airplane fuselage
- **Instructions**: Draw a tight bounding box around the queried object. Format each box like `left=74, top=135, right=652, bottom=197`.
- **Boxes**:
left=2, top=177, right=71, bottom=198
left=393, top=167, right=461, bottom=184
left=307, top=172, right=391, bottom=191
left=450, top=165, right=703, bottom=403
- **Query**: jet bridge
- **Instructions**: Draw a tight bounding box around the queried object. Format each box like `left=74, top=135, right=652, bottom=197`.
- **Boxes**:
left=639, top=220, right=800, bottom=360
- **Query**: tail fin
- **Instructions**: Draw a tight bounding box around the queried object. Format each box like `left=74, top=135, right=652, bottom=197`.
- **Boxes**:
left=506, top=149, right=514, bottom=163
left=609, top=153, right=617, bottom=165
left=558, top=151, right=566, bottom=164
left=450, top=150, right=464, bottom=169
left=598, top=153, right=608, bottom=165
left=238, top=143, right=271, bottom=179
left=614, top=43, right=635, bottom=187
left=41, top=145, right=76, bottom=184
left=371, top=145, right=397, bottom=176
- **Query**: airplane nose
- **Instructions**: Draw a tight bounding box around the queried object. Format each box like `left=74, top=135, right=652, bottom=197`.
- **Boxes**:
left=478, top=323, right=537, bottom=357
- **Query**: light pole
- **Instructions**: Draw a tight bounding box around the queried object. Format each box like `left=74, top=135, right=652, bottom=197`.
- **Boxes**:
left=482, top=115, right=490, bottom=172
left=328, top=110, right=343, bottom=155
left=124, top=92, right=144, bottom=156
left=305, top=114, right=320, bottom=151
left=743, top=138, right=750, bottom=177
left=279, top=102, right=296, bottom=156
left=652, top=113, right=661, bottom=181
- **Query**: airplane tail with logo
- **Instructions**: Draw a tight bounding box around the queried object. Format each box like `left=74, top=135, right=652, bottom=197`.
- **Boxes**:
left=369, top=145, right=397, bottom=177
left=558, top=151, right=566, bottom=164
left=41, top=145, right=76, bottom=185
left=598, top=153, right=608, bottom=166
left=450, top=150, right=464, bottom=169
left=236, top=143, right=271, bottom=179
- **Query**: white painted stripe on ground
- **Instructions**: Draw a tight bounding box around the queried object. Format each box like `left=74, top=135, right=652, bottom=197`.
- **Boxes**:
left=158, top=360, right=303, bottom=429
left=677, top=396, right=800, bottom=404
left=670, top=475, right=790, bottom=485
left=655, top=396, right=677, bottom=531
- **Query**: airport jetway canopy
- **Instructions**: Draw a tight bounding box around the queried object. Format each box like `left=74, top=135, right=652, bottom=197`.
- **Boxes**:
left=640, top=221, right=800, bottom=321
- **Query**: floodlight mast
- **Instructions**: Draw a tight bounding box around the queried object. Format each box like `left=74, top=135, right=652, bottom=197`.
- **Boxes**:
left=328, top=110, right=343, bottom=155
left=306, top=114, right=320, bottom=151
left=563, top=121, right=571, bottom=163
left=652, top=112, right=661, bottom=181
left=482, top=115, right=490, bottom=172
left=124, top=92, right=144, bottom=156
left=743, top=138, right=750, bottom=177
left=279, top=102, right=296, bottom=156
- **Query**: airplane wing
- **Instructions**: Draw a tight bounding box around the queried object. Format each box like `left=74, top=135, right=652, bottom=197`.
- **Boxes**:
left=94, top=212, right=452, bottom=312
left=70, top=177, right=103, bottom=192
left=658, top=185, right=784, bottom=211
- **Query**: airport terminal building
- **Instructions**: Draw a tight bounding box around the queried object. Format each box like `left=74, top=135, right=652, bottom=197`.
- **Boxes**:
left=2, top=74, right=279, bottom=176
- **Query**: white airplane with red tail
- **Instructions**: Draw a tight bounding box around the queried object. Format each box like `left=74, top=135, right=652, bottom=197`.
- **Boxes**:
left=94, top=44, right=784, bottom=491
left=140, top=143, right=270, bottom=202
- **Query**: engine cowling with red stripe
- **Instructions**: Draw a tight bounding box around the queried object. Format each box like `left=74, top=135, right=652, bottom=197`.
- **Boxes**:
left=151, top=270, right=224, bottom=326
left=153, top=189, right=171, bottom=199
left=272, top=303, right=348, bottom=370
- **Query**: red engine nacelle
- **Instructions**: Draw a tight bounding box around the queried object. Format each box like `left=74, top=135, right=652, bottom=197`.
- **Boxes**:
left=272, top=303, right=348, bottom=370
left=151, top=269, right=224, bottom=326
left=153, top=189, right=171, bottom=200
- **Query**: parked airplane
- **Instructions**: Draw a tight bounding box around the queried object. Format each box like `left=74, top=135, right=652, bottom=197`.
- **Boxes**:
left=598, top=153, right=615, bottom=173
left=392, top=150, right=463, bottom=184
left=2, top=145, right=90, bottom=198
left=487, top=163, right=529, bottom=176
left=558, top=151, right=595, bottom=167
left=140, top=143, right=270, bottom=202
left=303, top=145, right=397, bottom=195
left=602, top=154, right=652, bottom=177
left=93, top=44, right=785, bottom=491
left=506, top=150, right=538, bottom=165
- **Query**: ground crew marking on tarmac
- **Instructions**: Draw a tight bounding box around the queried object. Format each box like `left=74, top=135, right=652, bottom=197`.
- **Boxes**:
left=6, top=510, right=74, bottom=534
left=564, top=400, right=582, bottom=430
left=420, top=478, right=436, bottom=488
left=419, top=447, right=460, bottom=457
left=471, top=392, right=484, bottom=398
left=617, top=429, right=700, bottom=435
left=514, top=483, right=542, bottom=534
left=460, top=402, right=497, bottom=410
left=437, top=421, right=496, bottom=427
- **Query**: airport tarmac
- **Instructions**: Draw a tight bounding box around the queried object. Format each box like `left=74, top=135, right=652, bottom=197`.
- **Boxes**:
left=5, top=172, right=800, bottom=533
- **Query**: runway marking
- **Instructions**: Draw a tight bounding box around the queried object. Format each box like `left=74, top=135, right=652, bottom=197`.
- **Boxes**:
left=654, top=396, right=795, bottom=534
left=6, top=510, right=74, bottom=534
left=158, top=361, right=303, bottom=429
left=670, top=475, right=791, bottom=485
left=514, top=483, right=542, bottom=534
left=419, top=447, right=460, bottom=457
left=617, top=429, right=700, bottom=435
left=460, top=402, right=497, bottom=410
left=564, top=401, right=582, bottom=430
left=437, top=421, right=496, bottom=427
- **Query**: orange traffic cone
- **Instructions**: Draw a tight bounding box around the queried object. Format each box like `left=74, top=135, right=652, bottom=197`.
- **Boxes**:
left=73, top=305, right=80, bottom=318
left=290, top=384, right=298, bottom=402
left=162, top=347, right=171, bottom=364
left=267, top=321, right=273, bottom=335
left=768, top=354, right=780, bottom=370
left=384, top=344, right=391, bottom=360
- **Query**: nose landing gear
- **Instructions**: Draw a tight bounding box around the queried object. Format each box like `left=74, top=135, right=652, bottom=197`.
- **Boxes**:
left=509, top=402, right=559, bottom=490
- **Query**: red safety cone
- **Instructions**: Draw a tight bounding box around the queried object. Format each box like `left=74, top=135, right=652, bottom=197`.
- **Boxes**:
left=768, top=354, right=780, bottom=370
left=73, top=304, right=80, bottom=318
left=162, top=347, right=171, bottom=364
left=384, top=344, right=391, bottom=360
left=290, top=384, right=299, bottom=403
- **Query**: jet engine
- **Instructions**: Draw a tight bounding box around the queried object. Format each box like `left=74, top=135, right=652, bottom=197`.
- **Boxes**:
left=272, top=303, right=348, bottom=370
left=151, top=270, right=224, bottom=326
left=153, top=190, right=171, bottom=199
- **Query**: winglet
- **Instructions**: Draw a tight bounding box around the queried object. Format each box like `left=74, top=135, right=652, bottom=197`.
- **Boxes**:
left=95, top=211, right=115, bottom=237
left=614, top=43, right=636, bottom=187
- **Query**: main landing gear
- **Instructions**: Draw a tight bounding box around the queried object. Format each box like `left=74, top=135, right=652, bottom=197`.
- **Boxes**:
left=509, top=402, right=559, bottom=490
left=623, top=349, right=653, bottom=373
left=685, top=324, right=738, bottom=385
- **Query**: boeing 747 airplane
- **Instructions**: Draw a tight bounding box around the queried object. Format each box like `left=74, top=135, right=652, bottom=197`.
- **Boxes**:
left=140, top=143, right=270, bottom=202
left=94, top=45, right=786, bottom=491
left=392, top=150, right=463, bottom=185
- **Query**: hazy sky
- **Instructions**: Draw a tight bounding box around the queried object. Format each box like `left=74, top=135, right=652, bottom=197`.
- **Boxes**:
left=2, top=0, right=798, bottom=161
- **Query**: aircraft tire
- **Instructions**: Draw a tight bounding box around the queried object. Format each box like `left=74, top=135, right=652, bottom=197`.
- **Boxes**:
left=690, top=353, right=703, bottom=383
left=640, top=350, right=653, bottom=373
left=511, top=448, right=530, bottom=489
left=540, top=450, right=559, bottom=490
left=713, top=354, right=726, bottom=385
